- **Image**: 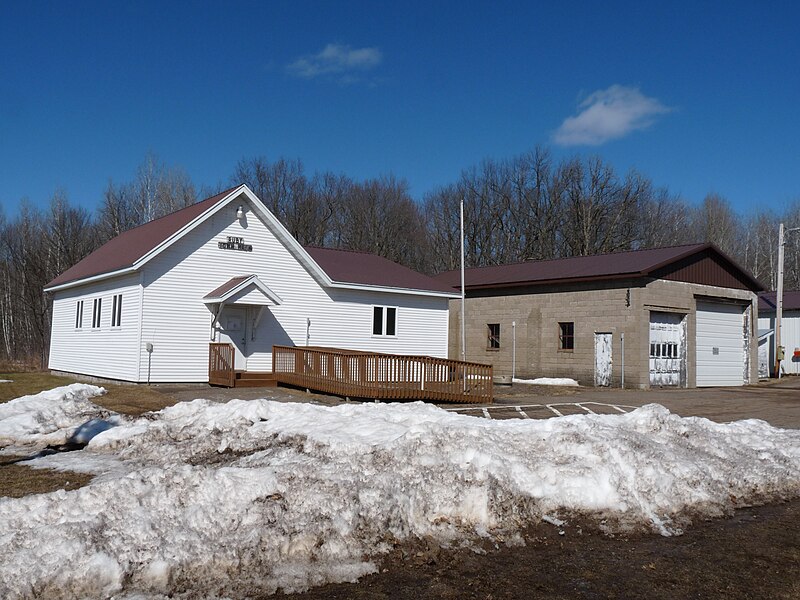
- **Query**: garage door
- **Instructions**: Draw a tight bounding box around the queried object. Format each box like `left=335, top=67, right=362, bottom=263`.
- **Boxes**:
left=696, top=301, right=746, bottom=387
left=650, top=312, right=684, bottom=386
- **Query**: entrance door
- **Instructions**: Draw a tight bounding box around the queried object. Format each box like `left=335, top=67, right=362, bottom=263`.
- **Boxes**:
left=219, top=307, right=248, bottom=370
left=650, top=312, right=684, bottom=386
left=594, top=332, right=612, bottom=386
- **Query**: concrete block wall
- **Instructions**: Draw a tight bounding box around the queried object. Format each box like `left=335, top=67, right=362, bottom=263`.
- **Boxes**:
left=448, top=277, right=758, bottom=388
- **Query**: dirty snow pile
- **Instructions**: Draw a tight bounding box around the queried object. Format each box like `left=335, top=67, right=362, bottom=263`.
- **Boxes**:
left=1, top=390, right=800, bottom=599
left=513, top=377, right=580, bottom=386
left=0, top=383, right=109, bottom=447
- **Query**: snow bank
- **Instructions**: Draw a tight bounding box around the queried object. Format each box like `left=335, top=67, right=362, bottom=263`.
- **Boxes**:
left=513, top=377, right=580, bottom=386
left=0, top=383, right=108, bottom=446
left=1, top=394, right=799, bottom=599
left=0, top=379, right=12, bottom=383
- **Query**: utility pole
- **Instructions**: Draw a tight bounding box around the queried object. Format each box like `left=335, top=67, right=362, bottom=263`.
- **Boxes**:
left=775, top=223, right=800, bottom=378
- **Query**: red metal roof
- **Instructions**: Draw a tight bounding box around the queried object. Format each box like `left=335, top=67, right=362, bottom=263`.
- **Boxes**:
left=46, top=187, right=241, bottom=289
left=45, top=185, right=454, bottom=295
left=303, top=246, right=456, bottom=293
left=203, top=275, right=253, bottom=300
left=759, top=291, right=800, bottom=312
left=436, top=243, right=764, bottom=292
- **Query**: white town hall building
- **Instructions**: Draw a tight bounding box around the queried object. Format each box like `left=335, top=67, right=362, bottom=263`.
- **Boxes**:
left=45, top=185, right=457, bottom=384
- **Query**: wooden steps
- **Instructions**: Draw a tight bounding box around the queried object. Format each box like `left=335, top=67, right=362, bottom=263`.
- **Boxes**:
left=233, top=371, right=278, bottom=388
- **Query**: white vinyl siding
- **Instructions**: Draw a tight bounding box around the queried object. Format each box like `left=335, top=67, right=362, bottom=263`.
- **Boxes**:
left=696, top=301, right=746, bottom=387
left=48, top=274, right=142, bottom=381
left=138, top=197, right=449, bottom=382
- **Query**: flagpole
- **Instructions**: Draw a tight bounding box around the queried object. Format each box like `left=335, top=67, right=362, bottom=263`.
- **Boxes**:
left=460, top=195, right=466, bottom=362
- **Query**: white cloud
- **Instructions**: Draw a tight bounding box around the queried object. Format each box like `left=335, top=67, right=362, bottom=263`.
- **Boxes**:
left=287, top=43, right=382, bottom=82
left=553, top=85, right=671, bottom=146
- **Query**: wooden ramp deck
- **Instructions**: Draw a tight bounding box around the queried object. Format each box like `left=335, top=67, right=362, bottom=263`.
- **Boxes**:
left=271, top=345, right=492, bottom=404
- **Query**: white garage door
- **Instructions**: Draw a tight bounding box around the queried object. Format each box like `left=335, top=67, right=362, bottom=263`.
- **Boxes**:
left=696, top=301, right=745, bottom=387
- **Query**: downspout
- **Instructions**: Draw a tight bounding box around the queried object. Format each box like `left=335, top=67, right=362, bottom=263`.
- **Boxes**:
left=512, top=320, right=516, bottom=381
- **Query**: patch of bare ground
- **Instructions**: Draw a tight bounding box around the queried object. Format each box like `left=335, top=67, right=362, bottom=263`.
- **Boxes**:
left=0, top=455, right=93, bottom=498
left=0, top=371, right=180, bottom=416
left=280, top=500, right=800, bottom=600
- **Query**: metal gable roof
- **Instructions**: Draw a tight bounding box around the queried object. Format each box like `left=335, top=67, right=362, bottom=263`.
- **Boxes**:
left=303, top=246, right=457, bottom=294
left=45, top=185, right=456, bottom=297
left=435, top=243, right=764, bottom=292
left=759, top=290, right=800, bottom=312
left=45, top=186, right=241, bottom=290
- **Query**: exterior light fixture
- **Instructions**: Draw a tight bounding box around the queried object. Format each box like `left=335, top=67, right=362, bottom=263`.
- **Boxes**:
left=236, top=205, right=244, bottom=220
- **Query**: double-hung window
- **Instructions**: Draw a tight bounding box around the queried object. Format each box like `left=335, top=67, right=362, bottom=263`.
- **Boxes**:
left=75, top=300, right=84, bottom=329
left=372, top=306, right=397, bottom=336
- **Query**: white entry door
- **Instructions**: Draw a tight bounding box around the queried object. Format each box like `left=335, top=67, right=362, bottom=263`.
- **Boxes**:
left=594, top=332, right=612, bottom=387
left=219, top=307, right=248, bottom=370
left=649, top=312, right=683, bottom=386
left=696, top=301, right=745, bottom=387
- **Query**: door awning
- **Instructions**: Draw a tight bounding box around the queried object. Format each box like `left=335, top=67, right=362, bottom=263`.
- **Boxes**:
left=203, top=275, right=282, bottom=306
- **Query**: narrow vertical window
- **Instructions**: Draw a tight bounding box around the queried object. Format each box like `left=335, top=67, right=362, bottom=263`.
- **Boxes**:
left=75, top=300, right=84, bottom=329
left=111, top=294, right=122, bottom=327
left=487, top=323, right=500, bottom=349
left=373, top=306, right=384, bottom=335
left=385, top=307, right=396, bottom=336
left=558, top=322, right=574, bottom=351
left=92, top=298, right=102, bottom=328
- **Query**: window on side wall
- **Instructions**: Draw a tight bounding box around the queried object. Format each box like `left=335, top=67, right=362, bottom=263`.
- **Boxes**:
left=92, top=298, right=102, bottom=328
left=558, top=322, right=574, bottom=351
left=111, top=294, right=123, bottom=327
left=372, top=306, right=397, bottom=336
left=487, top=323, right=500, bottom=349
left=75, top=300, right=84, bottom=329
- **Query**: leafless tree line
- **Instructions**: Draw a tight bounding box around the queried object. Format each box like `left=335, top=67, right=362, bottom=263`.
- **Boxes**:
left=1, top=149, right=798, bottom=366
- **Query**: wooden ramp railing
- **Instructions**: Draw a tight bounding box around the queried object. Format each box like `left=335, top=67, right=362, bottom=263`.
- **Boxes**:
left=272, top=345, right=493, bottom=404
left=209, top=343, right=235, bottom=387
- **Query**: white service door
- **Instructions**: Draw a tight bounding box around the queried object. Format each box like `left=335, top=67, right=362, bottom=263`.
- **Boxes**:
left=649, top=312, right=683, bottom=386
left=594, top=332, right=612, bottom=387
left=219, top=307, right=248, bottom=370
left=696, top=301, right=745, bottom=387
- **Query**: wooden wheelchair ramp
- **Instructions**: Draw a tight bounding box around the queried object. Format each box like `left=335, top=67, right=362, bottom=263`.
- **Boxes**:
left=272, top=345, right=493, bottom=403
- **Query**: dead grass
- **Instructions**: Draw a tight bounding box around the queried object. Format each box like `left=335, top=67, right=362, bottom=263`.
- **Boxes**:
left=0, top=371, right=181, bottom=416
left=0, top=455, right=93, bottom=498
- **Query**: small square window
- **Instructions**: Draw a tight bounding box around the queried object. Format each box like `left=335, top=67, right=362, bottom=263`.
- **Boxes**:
left=559, top=322, right=574, bottom=351
left=487, top=324, right=500, bottom=349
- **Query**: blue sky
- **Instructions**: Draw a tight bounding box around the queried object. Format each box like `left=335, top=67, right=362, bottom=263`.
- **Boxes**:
left=1, top=1, right=798, bottom=216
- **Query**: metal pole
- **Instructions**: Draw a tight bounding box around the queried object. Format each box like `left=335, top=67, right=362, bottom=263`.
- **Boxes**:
left=460, top=195, right=466, bottom=362
left=621, top=332, right=625, bottom=389
left=776, top=222, right=785, bottom=378
left=512, top=320, right=516, bottom=381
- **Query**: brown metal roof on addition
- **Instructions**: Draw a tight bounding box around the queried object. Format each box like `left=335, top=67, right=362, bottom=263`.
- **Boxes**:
left=435, top=243, right=764, bottom=293
left=759, top=290, right=800, bottom=312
